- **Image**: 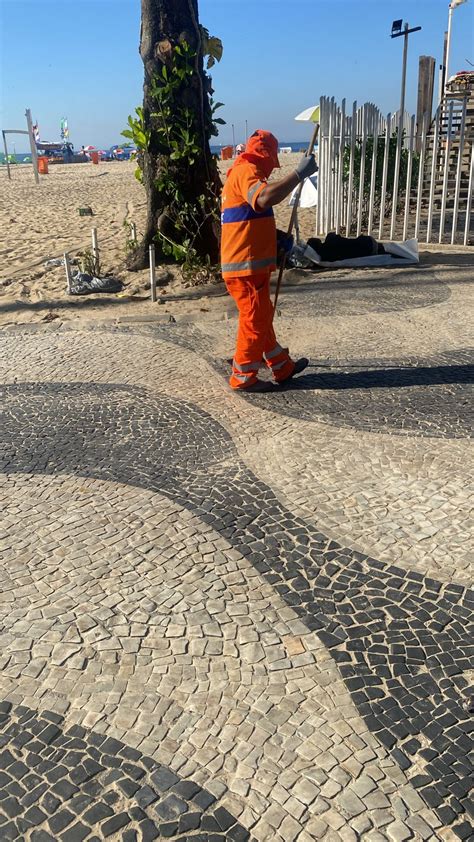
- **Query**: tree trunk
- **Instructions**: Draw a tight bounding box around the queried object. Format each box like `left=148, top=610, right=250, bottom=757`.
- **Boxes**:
left=129, top=0, right=221, bottom=271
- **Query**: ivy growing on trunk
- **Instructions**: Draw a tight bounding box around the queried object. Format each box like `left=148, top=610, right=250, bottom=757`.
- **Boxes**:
left=125, top=0, right=224, bottom=278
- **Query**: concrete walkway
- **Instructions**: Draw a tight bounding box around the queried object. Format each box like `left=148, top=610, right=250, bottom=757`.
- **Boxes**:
left=0, top=260, right=473, bottom=841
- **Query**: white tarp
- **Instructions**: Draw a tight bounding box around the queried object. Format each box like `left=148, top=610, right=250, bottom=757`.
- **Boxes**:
left=289, top=174, right=318, bottom=208
left=296, top=238, right=419, bottom=268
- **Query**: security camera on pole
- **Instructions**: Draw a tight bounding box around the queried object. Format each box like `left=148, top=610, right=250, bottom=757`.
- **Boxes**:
left=390, top=19, right=422, bottom=239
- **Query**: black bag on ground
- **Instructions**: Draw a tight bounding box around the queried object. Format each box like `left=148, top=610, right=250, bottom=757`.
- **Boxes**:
left=307, top=232, right=384, bottom=262
left=69, top=272, right=123, bottom=296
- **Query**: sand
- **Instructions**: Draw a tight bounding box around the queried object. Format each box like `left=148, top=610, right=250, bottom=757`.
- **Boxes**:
left=1, top=154, right=472, bottom=327
left=0, top=154, right=313, bottom=325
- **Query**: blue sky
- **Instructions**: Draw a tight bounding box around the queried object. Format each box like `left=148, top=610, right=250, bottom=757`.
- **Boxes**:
left=0, top=0, right=472, bottom=150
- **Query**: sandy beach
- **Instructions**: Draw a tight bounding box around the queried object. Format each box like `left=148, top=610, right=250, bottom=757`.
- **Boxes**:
left=0, top=153, right=316, bottom=325
left=1, top=154, right=472, bottom=327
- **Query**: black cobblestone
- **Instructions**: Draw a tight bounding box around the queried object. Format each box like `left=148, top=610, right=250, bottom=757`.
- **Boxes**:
left=1, top=344, right=473, bottom=838
left=0, top=705, right=249, bottom=841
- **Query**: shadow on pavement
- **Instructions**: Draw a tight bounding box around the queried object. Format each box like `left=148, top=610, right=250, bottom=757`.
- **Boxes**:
left=283, top=363, right=474, bottom=391
left=419, top=251, right=474, bottom=267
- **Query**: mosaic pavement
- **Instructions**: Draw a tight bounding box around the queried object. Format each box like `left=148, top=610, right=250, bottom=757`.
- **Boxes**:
left=0, top=265, right=473, bottom=841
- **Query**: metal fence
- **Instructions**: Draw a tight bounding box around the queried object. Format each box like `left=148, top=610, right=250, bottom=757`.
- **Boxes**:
left=316, top=94, right=474, bottom=246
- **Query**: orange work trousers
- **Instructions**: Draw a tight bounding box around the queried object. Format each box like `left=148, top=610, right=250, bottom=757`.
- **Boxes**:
left=225, top=273, right=295, bottom=389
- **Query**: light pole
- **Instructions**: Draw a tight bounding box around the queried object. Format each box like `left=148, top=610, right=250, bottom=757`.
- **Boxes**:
left=232, top=123, right=235, bottom=154
left=445, top=0, right=469, bottom=96
left=245, top=119, right=248, bottom=141
left=390, top=19, right=422, bottom=238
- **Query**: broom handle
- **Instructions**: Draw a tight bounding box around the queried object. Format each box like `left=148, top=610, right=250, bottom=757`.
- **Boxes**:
left=273, top=122, right=320, bottom=314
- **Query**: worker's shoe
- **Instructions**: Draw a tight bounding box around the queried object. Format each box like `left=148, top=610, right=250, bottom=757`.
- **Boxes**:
left=278, top=357, right=309, bottom=384
left=237, top=379, right=276, bottom=394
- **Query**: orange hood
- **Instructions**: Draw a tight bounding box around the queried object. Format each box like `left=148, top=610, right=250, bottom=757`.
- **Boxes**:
left=228, top=129, right=280, bottom=179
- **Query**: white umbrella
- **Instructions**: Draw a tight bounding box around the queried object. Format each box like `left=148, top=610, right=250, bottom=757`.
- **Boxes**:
left=294, top=105, right=320, bottom=123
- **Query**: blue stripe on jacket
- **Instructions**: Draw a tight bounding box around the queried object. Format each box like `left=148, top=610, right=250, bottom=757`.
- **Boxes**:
left=222, top=204, right=274, bottom=224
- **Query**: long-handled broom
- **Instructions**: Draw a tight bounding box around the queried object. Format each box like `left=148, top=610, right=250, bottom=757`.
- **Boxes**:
left=273, top=115, right=320, bottom=314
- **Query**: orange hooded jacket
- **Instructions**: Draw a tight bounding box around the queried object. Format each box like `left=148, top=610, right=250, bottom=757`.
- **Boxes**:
left=220, top=130, right=280, bottom=279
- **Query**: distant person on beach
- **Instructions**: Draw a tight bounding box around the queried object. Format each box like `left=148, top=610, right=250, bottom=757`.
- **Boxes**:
left=63, top=143, right=73, bottom=163
left=221, top=129, right=317, bottom=393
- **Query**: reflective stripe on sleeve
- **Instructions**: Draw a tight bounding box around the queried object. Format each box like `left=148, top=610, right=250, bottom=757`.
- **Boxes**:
left=247, top=181, right=265, bottom=204
left=221, top=257, right=277, bottom=273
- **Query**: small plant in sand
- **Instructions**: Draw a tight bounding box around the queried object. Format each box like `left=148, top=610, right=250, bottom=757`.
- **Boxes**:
left=123, top=221, right=139, bottom=255
left=78, top=248, right=101, bottom=278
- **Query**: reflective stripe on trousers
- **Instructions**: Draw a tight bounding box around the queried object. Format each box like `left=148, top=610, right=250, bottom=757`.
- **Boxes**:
left=224, top=273, right=294, bottom=390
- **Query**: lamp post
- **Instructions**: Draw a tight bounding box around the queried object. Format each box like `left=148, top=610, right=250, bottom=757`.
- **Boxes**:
left=232, top=123, right=235, bottom=155
left=390, top=19, right=422, bottom=238
left=445, top=0, right=469, bottom=96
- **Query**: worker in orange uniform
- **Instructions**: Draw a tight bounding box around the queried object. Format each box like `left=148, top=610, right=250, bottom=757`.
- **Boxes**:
left=221, top=129, right=317, bottom=392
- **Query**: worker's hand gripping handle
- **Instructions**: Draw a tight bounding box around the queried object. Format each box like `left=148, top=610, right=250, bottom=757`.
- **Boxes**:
left=295, top=153, right=318, bottom=182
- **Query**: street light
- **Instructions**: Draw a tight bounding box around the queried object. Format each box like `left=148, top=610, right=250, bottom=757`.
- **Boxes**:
left=445, top=0, right=469, bottom=96
left=390, top=19, right=422, bottom=238
left=391, top=19, right=403, bottom=37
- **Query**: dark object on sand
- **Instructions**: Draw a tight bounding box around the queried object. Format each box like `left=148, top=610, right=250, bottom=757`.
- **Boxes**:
left=307, top=232, right=385, bottom=262
left=69, top=272, right=123, bottom=296
left=78, top=207, right=94, bottom=216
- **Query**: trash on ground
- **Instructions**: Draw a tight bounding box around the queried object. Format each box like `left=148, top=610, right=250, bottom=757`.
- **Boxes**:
left=68, top=272, right=123, bottom=296
left=45, top=257, right=79, bottom=269
left=289, top=234, right=419, bottom=269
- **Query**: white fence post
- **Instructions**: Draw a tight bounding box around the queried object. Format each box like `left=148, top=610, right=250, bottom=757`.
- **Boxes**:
left=403, top=115, right=416, bottom=241
left=316, top=96, right=325, bottom=235
left=327, top=98, right=335, bottom=231
left=357, top=105, right=368, bottom=237
left=439, top=100, right=454, bottom=243
left=368, top=110, right=380, bottom=236
left=91, top=227, right=99, bottom=275
left=336, top=98, right=346, bottom=234
left=64, top=252, right=73, bottom=294
left=378, top=113, right=391, bottom=240
left=390, top=110, right=404, bottom=239
left=464, top=144, right=474, bottom=247
left=451, top=97, right=467, bottom=244
left=426, top=106, right=441, bottom=243
left=25, top=108, right=39, bottom=185
left=414, top=111, right=429, bottom=240
left=345, top=101, right=357, bottom=236
left=149, top=243, right=157, bottom=302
